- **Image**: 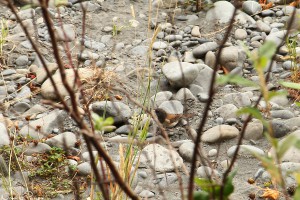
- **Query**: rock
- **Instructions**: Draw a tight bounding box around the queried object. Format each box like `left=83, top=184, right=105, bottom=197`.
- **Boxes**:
left=41, top=68, right=94, bottom=100
left=284, top=117, right=300, bottom=129
left=158, top=172, right=178, bottom=186
left=162, top=61, right=199, bottom=88
left=174, top=88, right=197, bottom=103
left=23, top=143, right=51, bottom=155
left=139, top=144, right=183, bottom=172
left=197, top=92, right=209, bottom=102
left=19, top=110, right=67, bottom=139
left=11, top=8, right=35, bottom=20
left=202, top=125, right=239, bottom=143
left=77, top=162, right=92, bottom=175
left=151, top=91, right=173, bottom=108
left=115, top=125, right=133, bottom=135
left=84, top=40, right=105, bottom=51
left=183, top=51, right=196, bottom=63
left=208, top=149, right=217, bottom=157
left=270, top=120, right=291, bottom=138
left=91, top=101, right=132, bottom=124
left=242, top=1, right=262, bottom=15
left=130, top=45, right=148, bottom=57
left=152, top=41, right=167, bottom=50
left=270, top=110, right=294, bottom=119
left=139, top=190, right=155, bottom=198
left=197, top=166, right=220, bottom=179
left=23, top=104, right=47, bottom=117
left=0, top=123, right=10, bottom=147
left=54, top=24, right=76, bottom=42
left=191, top=26, right=201, bottom=37
left=178, top=141, right=195, bottom=162
left=220, top=46, right=247, bottom=72
left=268, top=0, right=294, bottom=4
left=227, top=145, right=264, bottom=157
left=244, top=120, right=264, bottom=140
left=234, top=29, right=247, bottom=40
left=15, top=55, right=29, bottom=66
left=206, top=1, right=235, bottom=24
left=193, top=42, right=219, bottom=58
left=214, top=104, right=238, bottom=120
left=256, top=20, right=271, bottom=33
left=223, top=92, right=252, bottom=107
left=45, top=132, right=77, bottom=149
left=269, top=130, right=300, bottom=163
left=192, top=64, right=219, bottom=93
left=12, top=102, right=31, bottom=113
left=35, top=63, right=58, bottom=84
left=205, top=51, right=216, bottom=68
left=269, top=95, right=289, bottom=106
left=265, top=30, right=286, bottom=47
left=164, top=35, right=183, bottom=42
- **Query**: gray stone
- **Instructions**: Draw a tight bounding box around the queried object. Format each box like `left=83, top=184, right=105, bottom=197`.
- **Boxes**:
left=41, top=68, right=94, bottom=100
left=15, top=55, right=29, bottom=66
left=244, top=120, right=264, bottom=140
left=20, top=110, right=67, bottom=139
left=153, top=41, right=167, bottom=50
left=227, top=145, right=264, bottom=157
left=234, top=29, right=247, bottom=40
left=16, top=86, right=31, bottom=100
left=197, top=166, right=220, bottom=179
left=193, top=42, right=218, bottom=58
left=0, top=123, right=10, bottom=147
left=23, top=143, right=51, bottom=155
left=139, top=144, right=183, bottom=172
left=270, top=95, right=289, bottom=106
left=223, top=92, right=252, bottom=107
left=162, top=61, right=199, bottom=88
left=178, top=141, right=195, bottom=162
left=11, top=8, right=35, bottom=20
left=192, top=64, right=219, bottom=93
left=206, top=1, right=235, bottom=24
left=191, top=26, right=201, bottom=37
left=202, top=125, right=239, bottom=143
left=130, top=46, right=148, bottom=57
left=242, top=1, right=262, bottom=15
left=265, top=30, right=286, bottom=47
left=205, top=51, right=216, bottom=68
left=220, top=46, right=247, bottom=72
left=101, top=35, right=112, bottom=44
left=175, top=88, right=197, bottom=103
left=151, top=91, right=173, bottom=108
left=183, top=51, right=196, bottom=63
left=77, top=162, right=92, bottom=175
left=115, top=125, right=133, bottom=135
left=45, top=132, right=77, bottom=149
left=12, top=102, right=31, bottom=113
left=139, top=190, right=155, bottom=198
left=270, top=110, right=295, bottom=119
left=35, top=63, right=58, bottom=84
left=208, top=149, right=217, bottom=157
left=54, top=24, right=76, bottom=42
left=164, top=35, right=183, bottom=42
left=2, top=69, right=16, bottom=76
left=91, top=101, right=132, bottom=124
left=23, top=104, right=47, bottom=117
left=214, top=104, right=238, bottom=120
left=84, top=40, right=105, bottom=51
left=270, top=120, right=291, bottom=138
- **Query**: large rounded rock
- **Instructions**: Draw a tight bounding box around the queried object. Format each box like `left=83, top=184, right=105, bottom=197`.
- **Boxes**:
left=41, top=68, right=94, bottom=100
left=214, top=104, right=238, bottom=120
left=242, top=1, right=262, bottom=15
left=220, top=46, right=246, bottom=72
left=45, top=132, right=77, bottom=149
left=162, top=61, right=199, bottom=88
left=192, top=64, right=219, bottom=93
left=0, top=123, right=10, bottom=147
left=139, top=144, right=183, bottom=172
left=91, top=101, right=132, bottom=124
left=206, top=1, right=235, bottom=24
left=202, top=125, right=239, bottom=143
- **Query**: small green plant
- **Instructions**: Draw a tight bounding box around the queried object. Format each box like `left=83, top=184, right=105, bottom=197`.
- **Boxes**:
left=0, top=19, right=8, bottom=62
left=111, top=17, right=139, bottom=37
left=193, top=171, right=236, bottom=200
left=30, top=147, right=66, bottom=178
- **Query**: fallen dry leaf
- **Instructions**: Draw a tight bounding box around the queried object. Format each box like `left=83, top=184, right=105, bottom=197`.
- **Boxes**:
left=260, top=188, right=280, bottom=200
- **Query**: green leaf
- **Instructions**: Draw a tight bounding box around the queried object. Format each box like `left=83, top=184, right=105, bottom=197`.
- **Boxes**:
left=223, top=171, right=236, bottom=198
left=267, top=91, right=288, bottom=101
left=236, top=107, right=264, bottom=121
left=294, top=187, right=300, bottom=200
left=295, top=139, right=300, bottom=149
left=194, top=178, right=215, bottom=192
left=217, top=75, right=257, bottom=87
left=193, top=191, right=209, bottom=200
left=258, top=41, right=277, bottom=59
left=277, top=134, right=297, bottom=159
left=295, top=102, right=300, bottom=107
left=103, top=117, right=114, bottom=126
left=280, top=81, right=300, bottom=90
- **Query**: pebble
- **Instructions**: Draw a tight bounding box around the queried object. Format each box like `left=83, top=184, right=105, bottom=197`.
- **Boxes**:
left=139, top=190, right=155, bottom=198
left=214, top=104, right=238, bottom=120
left=242, top=1, right=262, bottom=15
left=234, top=29, right=247, bottom=40
left=208, top=149, right=217, bottom=157
left=152, top=41, right=167, bottom=50
left=202, top=125, right=239, bottom=143
left=15, top=55, right=29, bottom=66
left=0, top=123, right=10, bottom=147
left=193, top=42, right=218, bottom=58
left=178, top=141, right=195, bottom=162
left=175, top=88, right=197, bottom=103
left=244, top=120, right=264, bottom=140
left=197, top=166, right=220, bottom=179
left=45, top=132, right=77, bottom=149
